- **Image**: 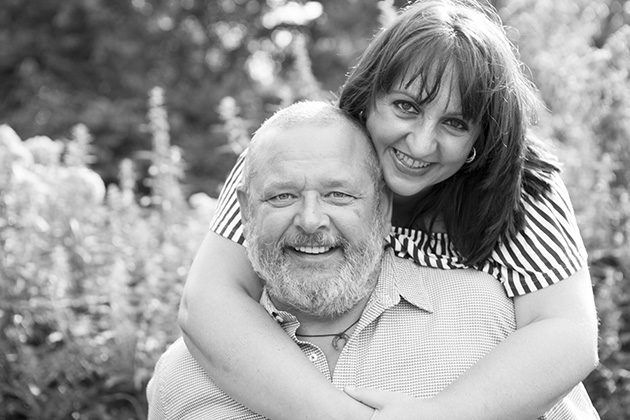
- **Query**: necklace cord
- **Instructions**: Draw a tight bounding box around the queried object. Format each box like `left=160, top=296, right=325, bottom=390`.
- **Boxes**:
left=294, top=317, right=360, bottom=338
left=295, top=318, right=361, bottom=350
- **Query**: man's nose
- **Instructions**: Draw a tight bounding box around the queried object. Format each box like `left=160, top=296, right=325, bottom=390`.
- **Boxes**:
left=294, top=195, right=329, bottom=234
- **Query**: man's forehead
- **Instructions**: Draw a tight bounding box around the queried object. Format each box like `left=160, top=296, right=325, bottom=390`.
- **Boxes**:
left=258, top=124, right=367, bottom=163
left=245, top=121, right=377, bottom=195
left=258, top=169, right=366, bottom=189
left=251, top=155, right=370, bottom=194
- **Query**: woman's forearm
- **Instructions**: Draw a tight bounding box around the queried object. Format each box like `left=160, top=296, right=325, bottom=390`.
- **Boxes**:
left=346, top=267, right=599, bottom=420
left=178, top=232, right=373, bottom=420
left=423, top=318, right=597, bottom=419
left=413, top=267, right=598, bottom=419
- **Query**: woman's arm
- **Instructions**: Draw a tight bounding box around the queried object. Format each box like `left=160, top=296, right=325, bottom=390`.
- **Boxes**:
left=345, top=266, right=599, bottom=419
left=178, top=230, right=375, bottom=420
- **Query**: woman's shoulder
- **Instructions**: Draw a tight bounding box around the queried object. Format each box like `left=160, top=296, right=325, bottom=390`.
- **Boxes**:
left=519, top=170, right=583, bottom=240
left=209, top=150, right=248, bottom=244
left=491, top=171, right=588, bottom=296
left=389, top=171, right=588, bottom=297
left=388, top=228, right=469, bottom=270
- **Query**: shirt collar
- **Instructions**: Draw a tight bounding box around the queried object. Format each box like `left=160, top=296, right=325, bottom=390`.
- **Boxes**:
left=369, top=248, right=434, bottom=314
left=260, top=291, right=300, bottom=333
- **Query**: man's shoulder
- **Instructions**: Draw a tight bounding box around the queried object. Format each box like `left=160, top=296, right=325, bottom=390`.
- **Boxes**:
left=147, top=338, right=261, bottom=419
left=149, top=338, right=207, bottom=397
left=384, top=250, right=513, bottom=314
left=386, top=249, right=501, bottom=288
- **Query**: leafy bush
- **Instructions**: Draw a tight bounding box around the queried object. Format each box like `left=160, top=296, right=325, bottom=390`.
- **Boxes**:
left=552, top=27, right=630, bottom=420
left=0, top=90, right=215, bottom=419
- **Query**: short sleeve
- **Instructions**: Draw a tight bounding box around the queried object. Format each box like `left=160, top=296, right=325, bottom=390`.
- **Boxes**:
left=209, top=149, right=247, bottom=245
left=146, top=354, right=168, bottom=420
left=490, top=172, right=588, bottom=297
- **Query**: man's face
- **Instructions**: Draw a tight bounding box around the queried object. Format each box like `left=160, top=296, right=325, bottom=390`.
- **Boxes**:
left=242, top=122, right=387, bottom=318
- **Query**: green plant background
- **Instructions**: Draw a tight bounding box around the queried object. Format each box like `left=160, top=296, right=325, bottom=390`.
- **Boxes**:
left=1, top=0, right=629, bottom=419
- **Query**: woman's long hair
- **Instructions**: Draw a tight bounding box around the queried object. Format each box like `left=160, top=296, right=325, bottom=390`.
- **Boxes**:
left=338, top=0, right=559, bottom=266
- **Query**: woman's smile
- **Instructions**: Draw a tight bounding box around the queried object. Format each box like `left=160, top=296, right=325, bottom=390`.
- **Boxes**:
left=392, top=148, right=432, bottom=171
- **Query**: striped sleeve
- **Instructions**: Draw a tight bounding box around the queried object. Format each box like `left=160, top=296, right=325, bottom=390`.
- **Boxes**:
left=209, top=150, right=248, bottom=245
left=491, top=172, right=588, bottom=297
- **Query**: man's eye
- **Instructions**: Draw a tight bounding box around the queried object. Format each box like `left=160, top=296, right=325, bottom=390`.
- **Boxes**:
left=393, top=100, right=419, bottom=115
left=326, top=191, right=355, bottom=204
left=267, top=193, right=296, bottom=204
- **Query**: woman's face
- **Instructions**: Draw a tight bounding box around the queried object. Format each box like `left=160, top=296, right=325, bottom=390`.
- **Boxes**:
left=365, top=71, right=479, bottom=199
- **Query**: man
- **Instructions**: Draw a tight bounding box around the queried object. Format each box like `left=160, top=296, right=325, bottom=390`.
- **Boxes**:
left=147, top=101, right=596, bottom=419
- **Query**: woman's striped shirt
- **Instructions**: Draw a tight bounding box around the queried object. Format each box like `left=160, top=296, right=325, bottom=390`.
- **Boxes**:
left=210, top=150, right=588, bottom=297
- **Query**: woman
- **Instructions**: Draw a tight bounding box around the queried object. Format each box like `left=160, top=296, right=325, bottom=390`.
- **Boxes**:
left=178, top=1, right=599, bottom=419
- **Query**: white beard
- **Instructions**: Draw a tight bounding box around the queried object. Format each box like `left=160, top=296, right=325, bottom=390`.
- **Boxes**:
left=247, top=214, right=386, bottom=318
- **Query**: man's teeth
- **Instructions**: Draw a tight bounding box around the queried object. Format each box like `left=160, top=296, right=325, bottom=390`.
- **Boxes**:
left=294, top=246, right=331, bottom=254
left=394, top=150, right=430, bottom=169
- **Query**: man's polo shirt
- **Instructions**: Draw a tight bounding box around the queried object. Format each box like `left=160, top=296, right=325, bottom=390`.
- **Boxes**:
left=147, top=249, right=599, bottom=419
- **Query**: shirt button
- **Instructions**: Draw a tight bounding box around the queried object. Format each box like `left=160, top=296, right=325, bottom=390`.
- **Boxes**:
left=308, top=354, right=318, bottom=362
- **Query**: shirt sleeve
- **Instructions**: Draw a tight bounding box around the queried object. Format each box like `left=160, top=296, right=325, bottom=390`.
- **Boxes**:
left=146, top=357, right=168, bottom=420
left=491, top=172, right=589, bottom=297
left=209, top=149, right=247, bottom=245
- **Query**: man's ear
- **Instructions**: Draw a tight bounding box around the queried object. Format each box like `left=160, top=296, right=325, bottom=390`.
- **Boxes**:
left=236, top=187, right=250, bottom=226
left=379, top=186, right=393, bottom=238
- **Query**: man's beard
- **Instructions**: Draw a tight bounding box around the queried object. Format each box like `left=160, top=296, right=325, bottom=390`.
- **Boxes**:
left=247, top=214, right=386, bottom=318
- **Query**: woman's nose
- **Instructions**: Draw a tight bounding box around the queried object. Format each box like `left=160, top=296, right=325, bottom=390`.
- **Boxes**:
left=406, top=120, right=438, bottom=156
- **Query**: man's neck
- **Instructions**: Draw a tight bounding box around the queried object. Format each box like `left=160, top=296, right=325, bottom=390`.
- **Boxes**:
left=293, top=297, right=367, bottom=335
left=293, top=297, right=370, bottom=375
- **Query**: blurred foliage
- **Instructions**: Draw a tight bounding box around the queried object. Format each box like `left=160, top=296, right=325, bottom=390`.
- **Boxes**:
left=0, top=0, right=386, bottom=198
left=0, top=89, right=216, bottom=419
left=0, top=0, right=629, bottom=419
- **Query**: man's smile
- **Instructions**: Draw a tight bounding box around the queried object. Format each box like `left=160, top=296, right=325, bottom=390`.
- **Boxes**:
left=292, top=245, right=334, bottom=254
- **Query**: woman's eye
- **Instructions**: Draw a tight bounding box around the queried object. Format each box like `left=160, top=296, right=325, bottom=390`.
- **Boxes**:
left=444, top=118, right=469, bottom=131
left=393, top=100, right=419, bottom=115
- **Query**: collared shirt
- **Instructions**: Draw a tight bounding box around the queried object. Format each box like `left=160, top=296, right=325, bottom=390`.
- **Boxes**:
left=147, top=250, right=598, bottom=420
left=210, top=150, right=588, bottom=297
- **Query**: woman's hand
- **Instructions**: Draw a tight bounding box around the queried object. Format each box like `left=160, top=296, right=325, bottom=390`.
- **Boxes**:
left=345, top=386, right=422, bottom=420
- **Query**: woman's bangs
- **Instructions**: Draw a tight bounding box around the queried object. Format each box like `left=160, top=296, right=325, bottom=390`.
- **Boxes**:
left=385, top=37, right=452, bottom=105
left=453, top=43, right=492, bottom=124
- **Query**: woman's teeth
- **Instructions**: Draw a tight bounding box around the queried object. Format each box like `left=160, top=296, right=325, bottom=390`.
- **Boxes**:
left=394, top=149, right=430, bottom=169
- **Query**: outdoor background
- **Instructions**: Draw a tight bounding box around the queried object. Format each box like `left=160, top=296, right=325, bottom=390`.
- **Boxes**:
left=1, top=0, right=629, bottom=419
